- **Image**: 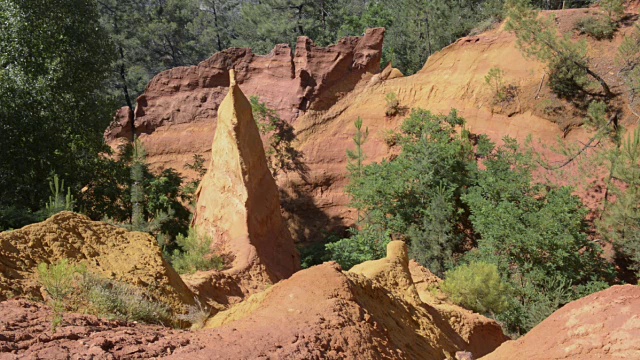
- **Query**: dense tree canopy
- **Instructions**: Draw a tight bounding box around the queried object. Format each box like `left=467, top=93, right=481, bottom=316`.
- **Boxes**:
left=0, top=0, right=116, bottom=221
left=93, top=0, right=600, bottom=106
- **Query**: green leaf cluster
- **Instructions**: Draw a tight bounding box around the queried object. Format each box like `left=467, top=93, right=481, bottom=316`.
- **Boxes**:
left=598, top=128, right=640, bottom=279
left=441, top=262, right=509, bottom=315
left=328, top=109, right=475, bottom=273
left=171, top=228, right=224, bottom=275
left=250, top=96, right=302, bottom=177
left=505, top=0, right=611, bottom=99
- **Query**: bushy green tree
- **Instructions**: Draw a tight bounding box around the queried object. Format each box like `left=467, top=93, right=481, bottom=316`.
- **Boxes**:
left=575, top=15, right=618, bottom=40
left=327, top=109, right=477, bottom=274
left=505, top=0, right=612, bottom=98
left=97, top=0, right=240, bottom=105
left=598, top=128, right=640, bottom=279
left=88, top=142, right=191, bottom=253
left=0, top=0, right=116, bottom=222
left=462, top=137, right=614, bottom=333
left=335, top=106, right=615, bottom=334
left=171, top=228, right=224, bottom=274
left=618, top=23, right=640, bottom=115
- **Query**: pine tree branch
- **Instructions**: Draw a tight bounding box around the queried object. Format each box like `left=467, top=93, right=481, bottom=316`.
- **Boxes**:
left=542, top=111, right=619, bottom=170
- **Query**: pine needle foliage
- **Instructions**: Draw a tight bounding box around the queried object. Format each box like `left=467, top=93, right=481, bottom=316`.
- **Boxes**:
left=598, top=128, right=640, bottom=279
left=505, top=0, right=611, bottom=98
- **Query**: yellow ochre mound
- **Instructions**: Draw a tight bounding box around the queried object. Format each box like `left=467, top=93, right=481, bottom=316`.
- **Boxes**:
left=0, top=211, right=194, bottom=312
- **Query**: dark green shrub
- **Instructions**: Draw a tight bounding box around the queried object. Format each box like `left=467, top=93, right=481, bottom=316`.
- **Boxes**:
left=37, top=260, right=173, bottom=328
left=328, top=109, right=475, bottom=274
left=575, top=16, right=617, bottom=40
left=548, top=56, right=589, bottom=99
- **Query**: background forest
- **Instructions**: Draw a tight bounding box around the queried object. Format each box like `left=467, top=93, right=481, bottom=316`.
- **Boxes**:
left=1, top=0, right=636, bottom=337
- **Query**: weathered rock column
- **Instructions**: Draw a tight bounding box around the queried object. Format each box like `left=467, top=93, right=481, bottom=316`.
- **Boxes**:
left=192, top=69, right=300, bottom=285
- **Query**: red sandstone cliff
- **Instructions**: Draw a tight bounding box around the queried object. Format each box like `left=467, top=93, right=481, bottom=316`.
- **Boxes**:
left=481, top=285, right=640, bottom=360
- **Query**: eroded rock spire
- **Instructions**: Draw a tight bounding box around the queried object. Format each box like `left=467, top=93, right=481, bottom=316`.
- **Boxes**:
left=192, top=69, right=299, bottom=285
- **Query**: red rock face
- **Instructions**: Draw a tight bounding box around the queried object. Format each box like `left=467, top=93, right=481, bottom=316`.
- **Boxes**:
left=106, top=28, right=385, bottom=142
left=186, top=71, right=299, bottom=305
left=106, top=12, right=638, bottom=244
left=105, top=29, right=385, bottom=242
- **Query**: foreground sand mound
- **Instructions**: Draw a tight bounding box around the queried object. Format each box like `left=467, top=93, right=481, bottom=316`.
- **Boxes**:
left=168, top=242, right=506, bottom=359
left=186, top=70, right=299, bottom=306
left=0, top=239, right=507, bottom=359
left=482, top=284, right=640, bottom=360
left=0, top=212, right=193, bottom=312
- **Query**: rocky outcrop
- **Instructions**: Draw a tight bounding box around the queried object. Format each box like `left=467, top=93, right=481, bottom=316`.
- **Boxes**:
left=186, top=70, right=299, bottom=306
left=481, top=284, right=640, bottom=360
left=0, top=299, right=196, bottom=359
left=104, top=28, right=384, bottom=177
left=0, top=239, right=507, bottom=359
left=0, top=212, right=193, bottom=313
left=346, top=241, right=508, bottom=358
left=104, top=29, right=385, bottom=240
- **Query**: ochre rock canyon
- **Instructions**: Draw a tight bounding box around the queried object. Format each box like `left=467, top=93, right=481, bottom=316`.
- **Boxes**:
left=106, top=10, right=640, bottom=243
left=2, top=3, right=640, bottom=359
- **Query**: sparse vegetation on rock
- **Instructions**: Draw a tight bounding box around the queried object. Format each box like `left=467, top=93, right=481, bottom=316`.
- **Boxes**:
left=575, top=15, right=617, bottom=40
left=598, top=128, right=640, bottom=280
left=171, top=229, right=224, bottom=275
left=506, top=0, right=612, bottom=99
left=38, top=259, right=173, bottom=328
left=385, top=92, right=400, bottom=117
